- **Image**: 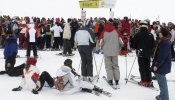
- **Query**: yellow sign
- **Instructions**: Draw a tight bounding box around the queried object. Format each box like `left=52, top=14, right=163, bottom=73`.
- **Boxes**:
left=79, top=1, right=99, bottom=8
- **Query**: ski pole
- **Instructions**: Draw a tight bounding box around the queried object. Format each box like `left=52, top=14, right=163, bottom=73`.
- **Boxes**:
left=93, top=52, right=99, bottom=76
left=125, top=53, right=128, bottom=84
left=97, top=55, right=104, bottom=82
left=77, top=59, right=81, bottom=74
left=126, top=56, right=137, bottom=84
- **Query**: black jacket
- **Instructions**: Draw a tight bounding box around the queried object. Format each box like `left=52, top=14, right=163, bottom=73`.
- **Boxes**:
left=151, top=38, right=171, bottom=74
left=133, top=28, right=155, bottom=58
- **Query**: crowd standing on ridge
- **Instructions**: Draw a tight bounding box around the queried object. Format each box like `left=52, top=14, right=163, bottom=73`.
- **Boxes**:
left=0, top=15, right=175, bottom=100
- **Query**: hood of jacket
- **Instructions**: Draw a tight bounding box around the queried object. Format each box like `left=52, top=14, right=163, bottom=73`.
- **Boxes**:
left=104, top=23, right=115, bottom=32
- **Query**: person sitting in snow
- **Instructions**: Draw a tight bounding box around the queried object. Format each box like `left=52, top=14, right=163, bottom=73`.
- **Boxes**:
left=0, top=26, right=27, bottom=76
left=12, top=57, right=41, bottom=94
left=37, top=59, right=111, bottom=96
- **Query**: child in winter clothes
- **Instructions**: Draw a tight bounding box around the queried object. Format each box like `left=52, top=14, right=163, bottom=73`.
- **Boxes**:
left=151, top=28, right=172, bottom=100
left=12, top=57, right=41, bottom=94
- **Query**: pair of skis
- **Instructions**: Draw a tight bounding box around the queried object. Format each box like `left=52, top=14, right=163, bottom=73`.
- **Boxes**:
left=127, top=75, right=159, bottom=91
left=90, top=89, right=112, bottom=97
left=131, top=74, right=175, bottom=82
left=55, top=53, right=75, bottom=58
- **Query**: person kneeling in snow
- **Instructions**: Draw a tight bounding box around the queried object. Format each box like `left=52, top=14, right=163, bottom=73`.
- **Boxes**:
left=38, top=59, right=111, bottom=96
left=12, top=57, right=41, bottom=94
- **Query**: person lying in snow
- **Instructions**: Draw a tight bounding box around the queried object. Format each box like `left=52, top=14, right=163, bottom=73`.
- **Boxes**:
left=38, top=59, right=112, bottom=96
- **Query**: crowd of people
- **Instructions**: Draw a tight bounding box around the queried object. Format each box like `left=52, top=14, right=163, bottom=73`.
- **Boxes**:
left=0, top=15, right=175, bottom=100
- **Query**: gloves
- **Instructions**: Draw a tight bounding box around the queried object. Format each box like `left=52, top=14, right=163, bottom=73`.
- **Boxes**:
left=12, top=86, right=22, bottom=91
left=32, top=89, right=38, bottom=94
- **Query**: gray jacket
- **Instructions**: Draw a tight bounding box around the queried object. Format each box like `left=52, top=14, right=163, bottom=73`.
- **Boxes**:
left=101, top=30, right=123, bottom=56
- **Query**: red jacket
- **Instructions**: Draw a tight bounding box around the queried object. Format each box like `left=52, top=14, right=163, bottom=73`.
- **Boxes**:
left=121, top=19, right=131, bottom=36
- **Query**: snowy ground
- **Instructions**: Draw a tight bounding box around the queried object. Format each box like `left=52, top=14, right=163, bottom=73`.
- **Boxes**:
left=0, top=49, right=175, bottom=100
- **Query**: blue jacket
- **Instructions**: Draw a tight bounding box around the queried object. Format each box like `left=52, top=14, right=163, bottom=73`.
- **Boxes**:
left=4, top=36, right=18, bottom=60
left=153, top=38, right=171, bottom=74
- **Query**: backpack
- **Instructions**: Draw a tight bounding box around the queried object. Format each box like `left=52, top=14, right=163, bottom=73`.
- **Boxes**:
left=54, top=76, right=69, bottom=91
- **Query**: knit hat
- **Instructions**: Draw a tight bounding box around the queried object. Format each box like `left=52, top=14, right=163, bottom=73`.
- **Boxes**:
left=160, top=28, right=169, bottom=37
left=64, top=59, right=72, bottom=67
left=27, top=57, right=37, bottom=66
left=140, top=20, right=148, bottom=29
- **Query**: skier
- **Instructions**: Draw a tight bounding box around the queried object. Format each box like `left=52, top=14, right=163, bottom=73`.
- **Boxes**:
left=74, top=20, right=95, bottom=82
left=151, top=28, right=171, bottom=100
left=99, top=19, right=123, bottom=86
left=133, top=20, right=155, bottom=87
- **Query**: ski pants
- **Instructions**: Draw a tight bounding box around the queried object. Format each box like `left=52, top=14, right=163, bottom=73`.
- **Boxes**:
left=8, top=63, right=25, bottom=76
left=45, top=35, right=51, bottom=49
left=53, top=37, right=61, bottom=49
left=104, top=56, right=120, bottom=81
left=138, top=57, right=152, bottom=82
left=63, top=39, right=72, bottom=54
left=38, top=71, right=54, bottom=91
left=26, top=42, right=38, bottom=57
left=78, top=45, right=93, bottom=77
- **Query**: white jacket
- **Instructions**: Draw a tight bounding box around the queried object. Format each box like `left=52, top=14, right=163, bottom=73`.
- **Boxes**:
left=74, top=29, right=94, bottom=46
left=56, top=66, right=94, bottom=95
left=26, top=24, right=37, bottom=42
left=20, top=65, right=40, bottom=90
left=63, top=23, right=71, bottom=40
left=51, top=25, right=63, bottom=37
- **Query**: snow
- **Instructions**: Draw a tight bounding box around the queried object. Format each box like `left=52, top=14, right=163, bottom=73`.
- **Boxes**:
left=0, top=49, right=175, bottom=100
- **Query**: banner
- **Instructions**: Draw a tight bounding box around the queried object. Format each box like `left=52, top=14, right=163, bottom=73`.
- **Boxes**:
left=79, top=0, right=117, bottom=8
left=79, top=1, right=99, bottom=8
left=99, top=0, right=116, bottom=8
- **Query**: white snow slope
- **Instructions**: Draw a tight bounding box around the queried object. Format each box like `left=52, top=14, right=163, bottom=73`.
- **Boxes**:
left=0, top=50, right=175, bottom=100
